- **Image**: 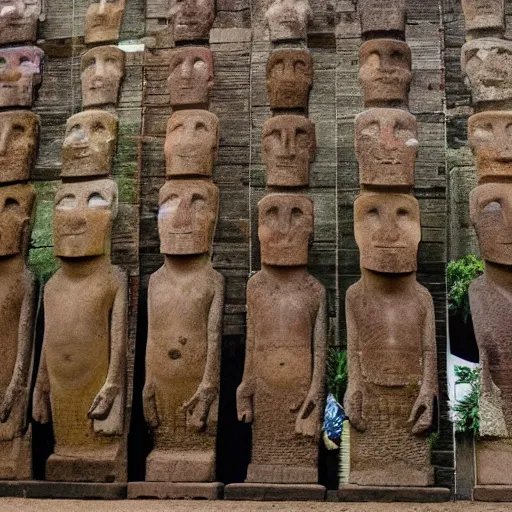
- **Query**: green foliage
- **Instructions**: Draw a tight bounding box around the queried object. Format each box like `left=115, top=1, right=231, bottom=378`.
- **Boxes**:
left=453, top=365, right=480, bottom=436
left=427, top=432, right=440, bottom=449
left=327, top=348, right=348, bottom=404
left=447, top=254, right=484, bottom=322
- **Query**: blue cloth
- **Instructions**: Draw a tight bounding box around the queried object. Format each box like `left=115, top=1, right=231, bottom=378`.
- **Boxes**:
left=323, top=393, right=345, bottom=440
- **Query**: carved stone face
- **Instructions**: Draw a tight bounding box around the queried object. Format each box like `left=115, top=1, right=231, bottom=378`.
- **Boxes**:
left=81, top=46, right=125, bottom=109
left=167, top=47, right=214, bottom=109
left=0, top=111, right=39, bottom=183
left=0, top=46, right=43, bottom=108
left=0, top=0, right=41, bottom=44
left=262, top=115, right=316, bottom=187
left=164, top=110, right=219, bottom=178
left=359, top=39, right=412, bottom=108
left=470, top=183, right=512, bottom=265
left=462, top=39, right=512, bottom=108
left=354, top=192, right=421, bottom=273
left=258, top=193, right=313, bottom=266
left=267, top=49, right=313, bottom=110
left=85, top=0, right=125, bottom=44
left=265, top=0, right=312, bottom=42
left=461, top=0, right=504, bottom=37
left=53, top=179, right=118, bottom=258
left=61, top=110, right=118, bottom=179
left=158, top=180, right=219, bottom=256
left=0, top=183, right=35, bottom=256
left=355, top=108, right=418, bottom=188
left=169, top=0, right=215, bottom=42
left=359, top=0, right=406, bottom=35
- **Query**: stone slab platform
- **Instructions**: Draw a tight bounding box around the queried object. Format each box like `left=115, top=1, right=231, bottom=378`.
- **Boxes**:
left=474, top=485, right=512, bottom=501
left=0, top=481, right=126, bottom=499
left=127, top=482, right=223, bottom=500
left=224, top=483, right=326, bottom=501
left=338, top=484, right=451, bottom=502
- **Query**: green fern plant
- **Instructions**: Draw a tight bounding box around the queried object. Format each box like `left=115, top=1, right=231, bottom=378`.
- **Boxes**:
left=453, top=365, right=480, bottom=436
left=327, top=348, right=348, bottom=404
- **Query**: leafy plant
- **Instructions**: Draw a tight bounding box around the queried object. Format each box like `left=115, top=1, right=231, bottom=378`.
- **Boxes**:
left=327, top=348, right=348, bottom=404
left=447, top=255, right=484, bottom=322
left=452, top=365, right=480, bottom=436
left=427, top=432, right=440, bottom=449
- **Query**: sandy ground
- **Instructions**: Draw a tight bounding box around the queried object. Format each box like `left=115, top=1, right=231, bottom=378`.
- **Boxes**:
left=1, top=501, right=512, bottom=512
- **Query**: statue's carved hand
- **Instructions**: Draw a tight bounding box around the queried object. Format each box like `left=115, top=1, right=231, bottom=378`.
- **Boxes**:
left=32, top=383, right=51, bottom=424
left=295, top=390, right=320, bottom=437
left=408, top=388, right=435, bottom=435
left=236, top=380, right=254, bottom=423
left=143, top=382, right=160, bottom=429
left=88, top=383, right=120, bottom=421
left=0, top=384, right=27, bottom=428
left=182, top=382, right=217, bottom=432
left=345, top=386, right=366, bottom=432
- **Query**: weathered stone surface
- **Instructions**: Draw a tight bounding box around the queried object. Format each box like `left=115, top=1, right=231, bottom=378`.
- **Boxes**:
left=262, top=116, right=316, bottom=188
left=164, top=110, right=219, bottom=178
left=0, top=46, right=44, bottom=109
left=461, top=0, right=504, bottom=40
left=85, top=0, right=126, bottom=44
left=61, top=110, right=118, bottom=179
left=355, top=108, right=418, bottom=189
left=0, top=111, right=39, bottom=184
left=81, top=46, right=126, bottom=109
left=169, top=0, right=215, bottom=43
left=128, top=481, right=224, bottom=499
left=267, top=49, right=313, bottom=111
left=0, top=0, right=40, bottom=45
left=0, top=481, right=127, bottom=499
left=359, top=0, right=406, bottom=36
left=265, top=0, right=312, bottom=42
left=474, top=485, right=512, bottom=501
left=168, top=47, right=214, bottom=109
left=359, top=39, right=412, bottom=109
left=225, top=483, right=326, bottom=501
left=339, top=484, right=450, bottom=502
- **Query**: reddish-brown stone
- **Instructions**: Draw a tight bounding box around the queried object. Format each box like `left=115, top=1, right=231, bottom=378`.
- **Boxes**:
left=81, top=46, right=126, bottom=109
left=0, top=0, right=41, bottom=45
left=61, top=110, right=118, bottom=179
left=355, top=108, right=418, bottom=188
left=359, top=39, right=412, bottom=108
left=262, top=116, right=316, bottom=188
left=164, top=110, right=219, bottom=178
left=85, top=0, right=125, bottom=44
left=168, top=0, right=215, bottom=43
left=0, top=111, right=39, bottom=184
left=462, top=0, right=505, bottom=39
left=265, top=0, right=312, bottom=42
left=128, top=481, right=224, bottom=500
left=339, top=484, right=450, bottom=502
left=359, top=0, right=406, bottom=36
left=267, top=49, right=313, bottom=111
left=225, top=483, right=326, bottom=501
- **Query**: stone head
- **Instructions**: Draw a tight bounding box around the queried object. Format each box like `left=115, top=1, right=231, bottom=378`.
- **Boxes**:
left=0, top=183, right=35, bottom=257
left=359, top=0, right=406, bottom=36
left=81, top=46, right=125, bottom=109
left=0, top=46, right=43, bottom=108
left=0, top=111, right=39, bottom=183
left=258, top=193, right=314, bottom=266
left=461, top=0, right=504, bottom=38
left=359, top=39, right=412, bottom=108
left=262, top=115, right=316, bottom=187
left=267, top=49, right=313, bottom=110
left=0, top=0, right=41, bottom=44
left=158, top=180, right=219, bottom=255
left=61, top=110, right=118, bottom=179
left=265, top=0, right=312, bottom=42
left=164, top=110, right=219, bottom=178
left=354, top=192, right=421, bottom=273
left=85, top=0, right=125, bottom=44
left=168, top=0, right=215, bottom=42
left=168, top=47, right=214, bottom=109
left=53, top=179, right=118, bottom=258
left=470, top=183, right=512, bottom=265
left=355, top=108, right=418, bottom=188
left=462, top=38, right=512, bottom=108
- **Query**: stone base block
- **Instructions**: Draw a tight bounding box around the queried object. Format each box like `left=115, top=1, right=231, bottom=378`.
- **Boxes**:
left=246, top=463, right=317, bottom=484
left=338, top=483, right=451, bottom=502
left=224, top=483, right=326, bottom=501
left=474, top=485, right=512, bottom=501
left=127, top=481, right=223, bottom=500
left=146, top=449, right=215, bottom=482
left=0, top=480, right=126, bottom=499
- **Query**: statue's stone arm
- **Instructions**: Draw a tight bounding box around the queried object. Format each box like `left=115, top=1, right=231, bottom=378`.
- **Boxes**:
left=33, top=301, right=51, bottom=425
left=183, top=273, right=225, bottom=431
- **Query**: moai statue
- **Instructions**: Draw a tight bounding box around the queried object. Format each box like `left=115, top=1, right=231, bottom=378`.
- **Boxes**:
left=167, top=47, right=214, bottom=110
left=0, top=0, right=41, bottom=45
left=359, top=0, right=406, bottom=37
left=237, top=194, right=326, bottom=484
left=85, top=0, right=126, bottom=44
left=469, top=182, right=512, bottom=485
left=355, top=108, right=418, bottom=189
left=262, top=115, right=316, bottom=187
left=265, top=0, right=312, bottom=42
left=144, top=179, right=224, bottom=482
left=168, top=0, right=215, bottom=43
left=267, top=49, right=313, bottom=111
left=345, top=192, right=438, bottom=487
left=33, top=178, right=129, bottom=482
left=462, top=39, right=512, bottom=110
left=164, top=110, right=219, bottom=178
left=461, top=0, right=505, bottom=40
left=61, top=110, right=118, bottom=179
left=359, top=39, right=412, bottom=109
left=81, top=46, right=126, bottom=109
left=0, top=46, right=44, bottom=109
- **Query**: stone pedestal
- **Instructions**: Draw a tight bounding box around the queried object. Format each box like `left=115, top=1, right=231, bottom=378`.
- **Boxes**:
left=127, top=482, right=223, bottom=500
left=338, top=483, right=451, bottom=502
left=0, top=481, right=126, bottom=499
left=224, top=483, right=326, bottom=501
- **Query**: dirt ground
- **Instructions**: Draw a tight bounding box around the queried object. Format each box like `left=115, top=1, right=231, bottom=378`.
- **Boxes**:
left=1, top=500, right=512, bottom=512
